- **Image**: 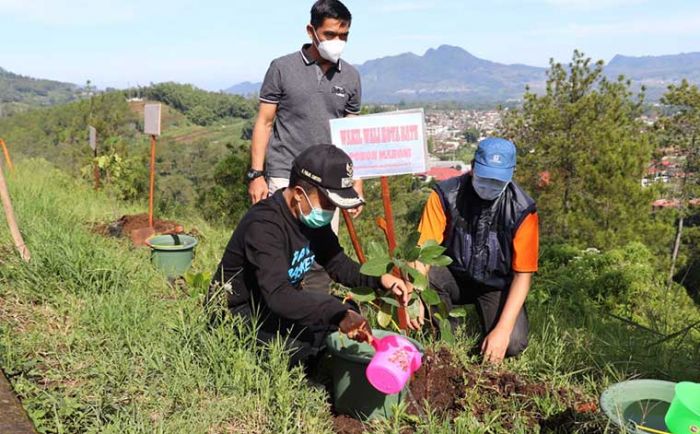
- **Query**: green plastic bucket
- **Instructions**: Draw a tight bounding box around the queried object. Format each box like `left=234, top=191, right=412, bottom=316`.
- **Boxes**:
left=600, top=379, right=676, bottom=434
left=325, top=329, right=424, bottom=421
left=665, top=382, right=700, bottom=434
left=146, top=234, right=198, bottom=278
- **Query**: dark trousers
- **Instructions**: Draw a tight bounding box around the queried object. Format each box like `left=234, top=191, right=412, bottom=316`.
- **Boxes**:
left=429, top=266, right=529, bottom=357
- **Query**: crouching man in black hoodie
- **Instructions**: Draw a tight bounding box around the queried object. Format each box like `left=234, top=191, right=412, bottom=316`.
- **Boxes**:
left=207, top=144, right=415, bottom=365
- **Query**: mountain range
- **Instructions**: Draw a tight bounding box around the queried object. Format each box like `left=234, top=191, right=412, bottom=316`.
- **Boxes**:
left=225, top=45, right=700, bottom=104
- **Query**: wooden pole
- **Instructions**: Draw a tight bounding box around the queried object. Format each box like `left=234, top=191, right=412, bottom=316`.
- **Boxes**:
left=380, top=177, right=397, bottom=254
left=380, top=176, right=410, bottom=330
left=148, top=134, right=156, bottom=228
left=93, top=148, right=100, bottom=191
left=0, top=161, right=30, bottom=262
left=0, top=139, right=14, bottom=172
left=342, top=209, right=366, bottom=264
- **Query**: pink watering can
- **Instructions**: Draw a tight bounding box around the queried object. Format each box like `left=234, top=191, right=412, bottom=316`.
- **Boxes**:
left=366, top=334, right=422, bottom=394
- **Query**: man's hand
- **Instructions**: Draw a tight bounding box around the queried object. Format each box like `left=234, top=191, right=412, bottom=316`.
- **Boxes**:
left=339, top=310, right=373, bottom=343
left=248, top=177, right=269, bottom=204
left=481, top=326, right=511, bottom=364
left=347, top=179, right=364, bottom=218
left=379, top=274, right=412, bottom=305
left=406, top=298, right=425, bottom=331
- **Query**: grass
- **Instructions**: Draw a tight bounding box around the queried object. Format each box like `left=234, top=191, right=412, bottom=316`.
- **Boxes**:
left=0, top=159, right=698, bottom=433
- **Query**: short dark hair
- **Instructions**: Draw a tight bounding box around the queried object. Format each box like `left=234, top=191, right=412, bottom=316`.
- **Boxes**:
left=310, top=0, right=352, bottom=28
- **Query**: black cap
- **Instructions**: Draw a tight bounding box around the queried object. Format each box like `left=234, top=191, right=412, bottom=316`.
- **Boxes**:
left=292, top=144, right=364, bottom=209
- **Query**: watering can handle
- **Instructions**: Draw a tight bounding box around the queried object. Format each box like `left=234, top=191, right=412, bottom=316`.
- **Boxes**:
left=170, top=233, right=182, bottom=246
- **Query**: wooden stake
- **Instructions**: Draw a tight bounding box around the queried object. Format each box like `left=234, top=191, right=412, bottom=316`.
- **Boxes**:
left=342, top=209, right=366, bottom=264
left=148, top=134, right=156, bottom=228
left=0, top=139, right=14, bottom=172
left=0, top=161, right=30, bottom=262
left=93, top=148, right=100, bottom=191
left=380, top=176, right=410, bottom=330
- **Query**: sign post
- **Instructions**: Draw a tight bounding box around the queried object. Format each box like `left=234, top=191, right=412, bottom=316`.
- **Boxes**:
left=0, top=161, right=29, bottom=261
left=0, top=139, right=14, bottom=172
left=144, top=104, right=162, bottom=229
left=331, top=109, right=428, bottom=329
left=88, top=126, right=99, bottom=190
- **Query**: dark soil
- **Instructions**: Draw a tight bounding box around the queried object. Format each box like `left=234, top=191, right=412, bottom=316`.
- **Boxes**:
left=92, top=214, right=183, bottom=238
left=332, top=414, right=366, bottom=434
left=404, top=347, right=604, bottom=433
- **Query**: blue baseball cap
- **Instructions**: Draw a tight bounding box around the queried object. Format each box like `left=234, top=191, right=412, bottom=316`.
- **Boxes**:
left=473, top=137, right=516, bottom=182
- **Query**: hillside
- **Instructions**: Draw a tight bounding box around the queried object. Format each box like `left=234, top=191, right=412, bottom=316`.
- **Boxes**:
left=0, top=67, right=79, bottom=114
left=0, top=160, right=697, bottom=432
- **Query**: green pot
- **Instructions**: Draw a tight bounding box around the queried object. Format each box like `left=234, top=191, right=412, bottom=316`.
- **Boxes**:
left=146, top=234, right=198, bottom=278
left=325, top=329, right=424, bottom=421
left=600, top=379, right=676, bottom=434
left=665, top=382, right=700, bottom=434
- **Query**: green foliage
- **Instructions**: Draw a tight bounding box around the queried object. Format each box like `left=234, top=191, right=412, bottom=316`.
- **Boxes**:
left=355, top=231, right=454, bottom=340
left=142, top=82, right=256, bottom=126
left=0, top=91, right=137, bottom=172
left=655, top=81, right=700, bottom=298
left=196, top=144, right=250, bottom=226
left=0, top=66, right=79, bottom=114
left=500, top=50, right=656, bottom=249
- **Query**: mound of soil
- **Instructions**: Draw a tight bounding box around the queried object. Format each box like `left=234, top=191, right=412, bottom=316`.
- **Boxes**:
left=93, top=214, right=183, bottom=240
left=405, top=347, right=603, bottom=433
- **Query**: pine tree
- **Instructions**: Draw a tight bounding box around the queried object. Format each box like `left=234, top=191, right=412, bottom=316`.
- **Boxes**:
left=500, top=50, right=654, bottom=248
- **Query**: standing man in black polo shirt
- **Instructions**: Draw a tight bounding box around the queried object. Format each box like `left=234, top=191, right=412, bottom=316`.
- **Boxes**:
left=246, top=0, right=363, bottom=293
left=247, top=0, right=363, bottom=209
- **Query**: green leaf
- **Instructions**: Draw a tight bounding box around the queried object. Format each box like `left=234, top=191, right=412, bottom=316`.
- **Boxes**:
left=420, top=287, right=442, bottom=306
left=406, top=267, right=428, bottom=291
left=360, top=256, right=393, bottom=276
left=379, top=296, right=400, bottom=307
left=425, top=255, right=453, bottom=267
left=349, top=287, right=377, bottom=303
left=449, top=306, right=468, bottom=318
left=405, top=246, right=421, bottom=262
left=377, top=308, right=393, bottom=328
left=407, top=299, right=421, bottom=318
left=439, top=318, right=455, bottom=343
left=421, top=239, right=439, bottom=248
left=400, top=231, right=421, bottom=255
left=419, top=245, right=447, bottom=262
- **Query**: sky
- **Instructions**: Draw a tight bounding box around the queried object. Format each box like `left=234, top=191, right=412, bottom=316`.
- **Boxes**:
left=1, top=0, right=699, bottom=91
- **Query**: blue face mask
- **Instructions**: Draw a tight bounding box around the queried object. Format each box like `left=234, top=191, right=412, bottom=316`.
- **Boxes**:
left=298, top=188, right=334, bottom=228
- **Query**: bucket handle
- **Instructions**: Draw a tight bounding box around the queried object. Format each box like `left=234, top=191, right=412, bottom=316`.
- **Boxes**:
left=170, top=233, right=182, bottom=246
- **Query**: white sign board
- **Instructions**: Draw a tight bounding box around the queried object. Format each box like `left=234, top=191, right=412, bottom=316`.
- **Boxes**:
left=330, top=109, right=428, bottom=179
left=144, top=103, right=161, bottom=136
left=88, top=126, right=97, bottom=151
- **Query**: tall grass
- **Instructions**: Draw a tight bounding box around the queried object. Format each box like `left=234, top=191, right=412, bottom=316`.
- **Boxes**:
left=0, top=160, right=332, bottom=433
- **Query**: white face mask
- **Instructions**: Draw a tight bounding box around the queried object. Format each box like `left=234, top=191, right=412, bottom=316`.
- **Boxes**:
left=313, top=28, right=346, bottom=64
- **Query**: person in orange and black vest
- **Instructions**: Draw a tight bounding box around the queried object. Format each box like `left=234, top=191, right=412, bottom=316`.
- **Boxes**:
left=417, top=138, right=539, bottom=364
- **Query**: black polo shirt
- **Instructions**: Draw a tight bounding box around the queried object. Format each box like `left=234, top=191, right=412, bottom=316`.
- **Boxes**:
left=259, top=44, right=362, bottom=179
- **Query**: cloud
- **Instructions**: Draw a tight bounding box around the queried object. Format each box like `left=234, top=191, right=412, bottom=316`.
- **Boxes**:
left=0, top=0, right=136, bottom=25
